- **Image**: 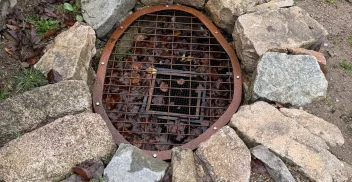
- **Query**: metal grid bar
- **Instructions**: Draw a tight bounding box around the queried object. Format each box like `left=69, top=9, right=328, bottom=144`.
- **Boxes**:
left=101, top=10, right=234, bottom=152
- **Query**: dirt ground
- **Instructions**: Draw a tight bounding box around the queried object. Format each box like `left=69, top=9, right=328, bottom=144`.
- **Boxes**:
left=294, top=0, right=352, bottom=165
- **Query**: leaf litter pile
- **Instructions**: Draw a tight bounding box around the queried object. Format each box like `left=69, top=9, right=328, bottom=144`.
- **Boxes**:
left=3, top=0, right=82, bottom=66
left=103, top=11, right=235, bottom=151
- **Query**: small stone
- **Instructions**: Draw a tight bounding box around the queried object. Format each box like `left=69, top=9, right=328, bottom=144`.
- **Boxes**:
left=251, top=145, right=295, bottom=182
left=233, top=6, right=328, bottom=72
left=195, top=126, right=251, bottom=182
left=171, top=147, right=197, bottom=182
left=230, top=102, right=349, bottom=182
left=103, top=144, right=169, bottom=182
left=0, top=113, right=116, bottom=181
left=20, top=62, right=30, bottom=68
left=0, top=80, right=92, bottom=146
left=82, top=0, right=136, bottom=38
left=35, top=23, right=96, bottom=83
left=252, top=52, right=328, bottom=106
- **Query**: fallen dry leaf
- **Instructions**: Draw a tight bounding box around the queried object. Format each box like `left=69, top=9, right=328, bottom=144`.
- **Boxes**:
left=133, top=34, right=148, bottom=42
left=146, top=67, right=157, bottom=74
left=173, top=30, right=181, bottom=36
left=131, top=61, right=142, bottom=70
left=177, top=78, right=185, bottom=85
left=43, top=28, right=60, bottom=39
left=4, top=47, right=15, bottom=55
left=160, top=81, right=169, bottom=92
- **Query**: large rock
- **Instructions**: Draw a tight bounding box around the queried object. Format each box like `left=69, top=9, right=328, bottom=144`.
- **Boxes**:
left=103, top=143, right=169, bottom=182
left=0, top=0, right=17, bottom=30
left=205, top=0, right=293, bottom=33
left=252, top=52, right=328, bottom=106
left=230, top=102, right=349, bottom=182
left=0, top=113, right=116, bottom=182
left=195, top=126, right=251, bottom=182
left=82, top=0, right=136, bottom=38
left=171, top=148, right=197, bottom=182
left=174, top=0, right=206, bottom=9
left=0, top=80, right=92, bottom=146
left=34, top=23, right=96, bottom=82
left=251, top=145, right=295, bottom=182
left=233, top=6, right=328, bottom=72
left=140, top=0, right=168, bottom=6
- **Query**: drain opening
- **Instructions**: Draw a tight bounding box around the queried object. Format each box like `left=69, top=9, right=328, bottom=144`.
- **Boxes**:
left=94, top=5, right=242, bottom=159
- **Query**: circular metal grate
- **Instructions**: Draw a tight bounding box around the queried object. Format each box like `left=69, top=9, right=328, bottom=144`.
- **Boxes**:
left=93, top=5, right=242, bottom=160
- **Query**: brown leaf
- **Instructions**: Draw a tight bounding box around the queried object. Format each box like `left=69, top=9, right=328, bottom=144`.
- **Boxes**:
left=173, top=30, right=181, bottom=36
left=64, top=19, right=76, bottom=27
left=176, top=78, right=185, bottom=85
left=160, top=81, right=169, bottom=92
left=72, top=160, right=104, bottom=180
left=4, top=47, right=15, bottom=55
left=130, top=72, right=140, bottom=85
left=131, top=61, right=142, bottom=70
left=47, top=69, right=63, bottom=84
left=27, top=58, right=37, bottom=65
left=6, top=24, right=19, bottom=30
left=133, top=34, right=148, bottom=42
left=146, top=67, right=157, bottom=74
left=43, top=28, right=60, bottom=39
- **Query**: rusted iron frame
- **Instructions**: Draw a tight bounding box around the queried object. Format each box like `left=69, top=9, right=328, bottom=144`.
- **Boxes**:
left=93, top=5, right=242, bottom=160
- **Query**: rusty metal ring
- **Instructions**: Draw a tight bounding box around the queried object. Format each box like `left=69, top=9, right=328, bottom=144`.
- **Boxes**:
left=93, top=4, right=242, bottom=160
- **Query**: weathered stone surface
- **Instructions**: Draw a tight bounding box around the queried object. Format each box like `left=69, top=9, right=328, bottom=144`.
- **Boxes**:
left=0, top=0, right=16, bottom=30
left=230, top=102, right=349, bottom=182
left=82, top=0, right=136, bottom=37
left=103, top=143, right=169, bottom=182
left=252, top=52, right=328, bottom=106
left=269, top=47, right=327, bottom=65
left=34, top=22, right=96, bottom=82
left=175, top=0, right=206, bottom=9
left=171, top=147, right=197, bottom=182
left=205, top=0, right=294, bottom=33
left=195, top=126, right=251, bottom=182
left=247, top=0, right=293, bottom=13
left=251, top=145, right=295, bottom=182
left=234, top=6, right=328, bottom=72
left=140, top=0, right=168, bottom=6
left=0, top=113, right=116, bottom=182
left=0, top=80, right=91, bottom=146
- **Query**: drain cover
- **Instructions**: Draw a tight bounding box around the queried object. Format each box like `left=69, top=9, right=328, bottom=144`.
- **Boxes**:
left=93, top=5, right=242, bottom=160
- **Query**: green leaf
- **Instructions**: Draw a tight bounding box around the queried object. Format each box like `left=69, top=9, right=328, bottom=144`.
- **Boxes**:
left=64, top=3, right=74, bottom=11
left=76, top=15, right=83, bottom=22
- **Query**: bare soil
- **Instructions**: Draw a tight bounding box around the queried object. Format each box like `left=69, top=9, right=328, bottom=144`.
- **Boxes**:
left=294, top=0, right=352, bottom=165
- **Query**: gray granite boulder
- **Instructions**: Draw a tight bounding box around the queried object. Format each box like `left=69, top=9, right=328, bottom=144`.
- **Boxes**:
left=195, top=126, right=251, bottom=182
left=171, top=148, right=197, bottom=182
left=234, top=6, right=328, bottom=72
left=0, top=113, right=116, bottom=182
left=35, top=23, right=96, bottom=82
left=205, top=0, right=293, bottom=33
left=230, top=102, right=349, bottom=182
left=251, top=145, right=295, bottom=182
left=103, top=143, right=169, bottom=182
left=82, top=0, right=136, bottom=38
left=0, top=0, right=17, bottom=30
left=175, top=0, right=206, bottom=9
left=252, top=52, right=328, bottom=106
left=0, top=80, right=91, bottom=146
left=140, top=0, right=168, bottom=6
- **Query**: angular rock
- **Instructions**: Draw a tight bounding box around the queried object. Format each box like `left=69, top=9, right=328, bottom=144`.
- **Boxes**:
left=234, top=6, right=328, bottom=72
left=174, top=0, right=206, bottom=9
left=269, top=47, right=327, bottom=65
left=251, top=145, right=295, bottom=182
left=0, top=0, right=17, bottom=30
left=34, top=23, right=96, bottom=82
left=103, top=143, right=169, bottom=182
left=81, top=0, right=136, bottom=38
left=195, top=126, right=251, bottom=182
left=0, top=113, right=116, bottom=182
left=205, top=0, right=293, bottom=33
left=230, top=102, right=349, bottom=182
left=140, top=0, right=168, bottom=6
left=252, top=52, right=328, bottom=106
left=171, top=148, right=197, bottom=182
left=0, top=80, right=91, bottom=146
